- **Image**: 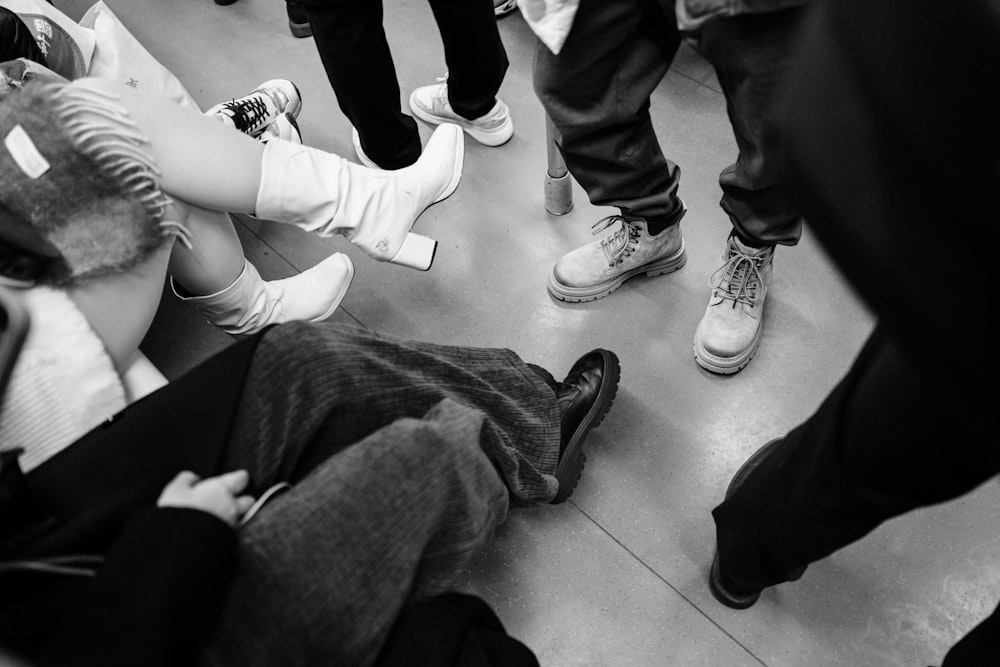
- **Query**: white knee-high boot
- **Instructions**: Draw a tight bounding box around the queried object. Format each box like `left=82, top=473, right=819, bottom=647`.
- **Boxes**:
left=172, top=254, right=354, bottom=335
left=253, top=123, right=464, bottom=271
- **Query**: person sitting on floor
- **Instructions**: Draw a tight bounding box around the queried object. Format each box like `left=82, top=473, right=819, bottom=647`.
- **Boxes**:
left=0, top=77, right=620, bottom=666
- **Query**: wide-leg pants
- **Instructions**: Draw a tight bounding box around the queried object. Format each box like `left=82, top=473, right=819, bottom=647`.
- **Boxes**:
left=712, top=324, right=1000, bottom=665
left=533, top=0, right=804, bottom=244
left=201, top=322, right=561, bottom=667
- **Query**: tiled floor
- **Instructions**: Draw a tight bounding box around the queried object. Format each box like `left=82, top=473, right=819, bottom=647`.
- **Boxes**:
left=57, top=1, right=1000, bottom=665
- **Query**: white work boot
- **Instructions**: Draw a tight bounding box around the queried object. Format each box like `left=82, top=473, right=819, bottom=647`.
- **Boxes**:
left=172, top=254, right=354, bottom=335
left=253, top=123, right=464, bottom=271
left=693, top=234, right=775, bottom=374
left=548, top=210, right=687, bottom=302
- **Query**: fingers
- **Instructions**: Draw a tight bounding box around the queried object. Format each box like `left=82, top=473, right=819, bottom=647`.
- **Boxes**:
left=169, top=470, right=248, bottom=494
left=213, top=469, right=249, bottom=495
left=166, top=470, right=200, bottom=490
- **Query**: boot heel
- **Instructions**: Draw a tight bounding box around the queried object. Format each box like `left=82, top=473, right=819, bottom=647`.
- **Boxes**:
left=390, top=233, right=438, bottom=271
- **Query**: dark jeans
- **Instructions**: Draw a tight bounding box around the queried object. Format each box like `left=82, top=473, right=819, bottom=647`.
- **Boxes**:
left=534, top=0, right=804, bottom=243
left=712, top=325, right=1000, bottom=665
left=298, top=0, right=507, bottom=169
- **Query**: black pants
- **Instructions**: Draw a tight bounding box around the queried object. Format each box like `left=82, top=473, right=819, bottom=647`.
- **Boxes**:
left=298, top=0, right=507, bottom=169
left=712, top=325, right=1000, bottom=665
left=533, top=0, right=804, bottom=242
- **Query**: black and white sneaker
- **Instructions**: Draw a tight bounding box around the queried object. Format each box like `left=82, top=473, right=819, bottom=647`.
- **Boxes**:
left=205, top=79, right=302, bottom=137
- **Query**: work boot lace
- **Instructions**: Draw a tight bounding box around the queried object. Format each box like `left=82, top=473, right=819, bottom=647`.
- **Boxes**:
left=592, top=215, right=640, bottom=267
left=708, top=242, right=770, bottom=309
left=220, top=96, right=269, bottom=135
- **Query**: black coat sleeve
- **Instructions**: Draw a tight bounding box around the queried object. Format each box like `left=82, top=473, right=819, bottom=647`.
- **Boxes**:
left=28, top=506, right=236, bottom=667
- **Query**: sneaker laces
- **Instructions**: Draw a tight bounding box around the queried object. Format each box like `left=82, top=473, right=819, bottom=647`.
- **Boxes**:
left=709, top=241, right=770, bottom=308
left=219, top=95, right=269, bottom=135
left=429, top=75, right=450, bottom=110
left=592, top=215, right=640, bottom=267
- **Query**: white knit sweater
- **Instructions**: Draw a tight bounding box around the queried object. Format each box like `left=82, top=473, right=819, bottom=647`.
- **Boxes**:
left=0, top=287, right=126, bottom=472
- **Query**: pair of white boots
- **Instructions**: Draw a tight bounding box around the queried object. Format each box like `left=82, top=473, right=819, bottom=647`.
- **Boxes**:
left=178, top=120, right=464, bottom=335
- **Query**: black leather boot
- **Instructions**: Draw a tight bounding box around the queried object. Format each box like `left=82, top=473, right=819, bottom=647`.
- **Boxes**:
left=551, top=349, right=620, bottom=503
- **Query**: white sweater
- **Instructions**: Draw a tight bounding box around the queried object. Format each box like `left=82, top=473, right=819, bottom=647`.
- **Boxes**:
left=0, top=287, right=126, bottom=472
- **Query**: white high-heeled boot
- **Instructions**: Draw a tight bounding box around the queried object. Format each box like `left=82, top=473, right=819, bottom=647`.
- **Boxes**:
left=253, top=123, right=464, bottom=271
left=172, top=254, right=354, bottom=335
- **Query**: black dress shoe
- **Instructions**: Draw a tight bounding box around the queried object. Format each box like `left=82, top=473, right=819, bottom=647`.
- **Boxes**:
left=550, top=349, right=620, bottom=504
left=709, top=437, right=806, bottom=609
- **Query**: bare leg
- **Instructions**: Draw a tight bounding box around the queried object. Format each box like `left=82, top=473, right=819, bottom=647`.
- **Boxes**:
left=72, top=77, right=265, bottom=213
left=70, top=75, right=464, bottom=271
left=167, top=203, right=245, bottom=296
left=67, top=237, right=173, bottom=375
left=67, top=79, right=355, bottom=328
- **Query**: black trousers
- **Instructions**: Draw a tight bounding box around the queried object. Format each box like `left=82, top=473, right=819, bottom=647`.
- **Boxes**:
left=298, top=0, right=507, bottom=169
left=711, top=0, right=1000, bottom=662
left=712, top=324, right=1000, bottom=665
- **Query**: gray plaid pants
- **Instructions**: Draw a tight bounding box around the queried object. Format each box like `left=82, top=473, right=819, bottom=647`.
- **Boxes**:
left=200, top=322, right=561, bottom=667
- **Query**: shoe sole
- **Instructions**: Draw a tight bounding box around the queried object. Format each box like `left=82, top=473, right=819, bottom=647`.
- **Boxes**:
left=289, top=22, right=312, bottom=38
left=352, top=128, right=382, bottom=169
left=547, top=243, right=687, bottom=303
left=692, top=318, right=763, bottom=375
left=709, top=551, right=761, bottom=609
left=551, top=350, right=621, bottom=504
left=408, top=91, right=514, bottom=147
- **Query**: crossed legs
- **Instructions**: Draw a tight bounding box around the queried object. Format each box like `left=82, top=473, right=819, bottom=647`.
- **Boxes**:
left=201, top=322, right=563, bottom=666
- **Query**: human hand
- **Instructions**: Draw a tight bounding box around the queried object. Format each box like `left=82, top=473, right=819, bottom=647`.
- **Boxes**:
left=158, top=470, right=256, bottom=527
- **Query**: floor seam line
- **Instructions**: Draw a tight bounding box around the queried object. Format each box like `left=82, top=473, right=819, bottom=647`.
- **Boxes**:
left=569, top=500, right=768, bottom=666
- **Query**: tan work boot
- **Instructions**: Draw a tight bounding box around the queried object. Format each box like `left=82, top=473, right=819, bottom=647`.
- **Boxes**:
left=693, top=234, right=774, bottom=374
left=548, top=211, right=687, bottom=303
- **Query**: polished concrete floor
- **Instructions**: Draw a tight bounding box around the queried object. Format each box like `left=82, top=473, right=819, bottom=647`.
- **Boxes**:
left=56, top=1, right=1000, bottom=665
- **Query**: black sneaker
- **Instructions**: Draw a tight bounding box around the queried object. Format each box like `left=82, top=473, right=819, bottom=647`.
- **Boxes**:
left=287, top=2, right=312, bottom=38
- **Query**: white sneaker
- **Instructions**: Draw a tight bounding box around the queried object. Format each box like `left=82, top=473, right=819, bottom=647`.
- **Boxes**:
left=409, top=76, right=513, bottom=146
left=548, top=211, right=687, bottom=302
left=259, top=112, right=302, bottom=144
left=351, top=126, right=382, bottom=169
left=205, top=79, right=302, bottom=137
left=693, top=234, right=775, bottom=374
left=494, top=0, right=517, bottom=16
